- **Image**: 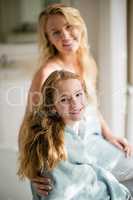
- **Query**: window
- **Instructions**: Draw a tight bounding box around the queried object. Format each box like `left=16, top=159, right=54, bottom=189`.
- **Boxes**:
left=0, top=0, right=61, bottom=43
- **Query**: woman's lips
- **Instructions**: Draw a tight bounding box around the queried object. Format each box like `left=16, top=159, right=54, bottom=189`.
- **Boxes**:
left=62, top=40, right=73, bottom=46
left=63, top=43, right=73, bottom=47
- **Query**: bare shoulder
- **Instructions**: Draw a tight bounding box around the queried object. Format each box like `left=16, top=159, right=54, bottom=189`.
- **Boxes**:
left=30, top=58, right=62, bottom=92
left=39, top=58, right=62, bottom=80
left=42, top=58, right=62, bottom=75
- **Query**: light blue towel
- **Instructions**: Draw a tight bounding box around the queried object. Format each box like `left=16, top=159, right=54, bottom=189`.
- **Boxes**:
left=73, top=105, right=133, bottom=182
left=31, top=124, right=132, bottom=200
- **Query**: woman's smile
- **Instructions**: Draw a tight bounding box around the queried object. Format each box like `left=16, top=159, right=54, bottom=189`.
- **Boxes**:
left=62, top=41, right=74, bottom=50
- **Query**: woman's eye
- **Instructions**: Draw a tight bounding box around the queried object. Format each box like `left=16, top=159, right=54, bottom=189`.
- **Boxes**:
left=76, top=92, right=83, bottom=97
left=66, top=24, right=72, bottom=30
left=53, top=31, right=60, bottom=36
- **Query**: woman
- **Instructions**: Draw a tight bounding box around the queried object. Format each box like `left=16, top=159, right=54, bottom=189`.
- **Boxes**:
left=18, top=70, right=132, bottom=200
left=20, top=3, right=133, bottom=197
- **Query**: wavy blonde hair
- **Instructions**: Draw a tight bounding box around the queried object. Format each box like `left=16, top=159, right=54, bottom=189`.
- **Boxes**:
left=18, top=70, right=89, bottom=179
left=38, top=3, right=97, bottom=90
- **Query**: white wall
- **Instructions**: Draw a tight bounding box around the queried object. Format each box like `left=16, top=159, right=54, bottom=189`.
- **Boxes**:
left=128, top=0, right=133, bottom=84
left=126, top=0, right=133, bottom=143
left=98, top=0, right=127, bottom=137
left=127, top=86, right=133, bottom=144
left=0, top=148, right=32, bottom=200
left=0, top=44, right=38, bottom=200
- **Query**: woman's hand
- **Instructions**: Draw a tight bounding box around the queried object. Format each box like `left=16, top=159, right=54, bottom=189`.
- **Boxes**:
left=100, top=114, right=133, bottom=157
left=32, top=176, right=53, bottom=196
left=107, top=135, right=133, bottom=157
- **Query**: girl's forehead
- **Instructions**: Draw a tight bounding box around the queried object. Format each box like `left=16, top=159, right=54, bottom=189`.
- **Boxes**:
left=56, top=79, right=82, bottom=94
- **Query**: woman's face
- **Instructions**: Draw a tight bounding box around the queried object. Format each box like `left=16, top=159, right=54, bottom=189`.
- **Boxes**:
left=46, top=14, right=82, bottom=55
left=54, top=79, right=86, bottom=125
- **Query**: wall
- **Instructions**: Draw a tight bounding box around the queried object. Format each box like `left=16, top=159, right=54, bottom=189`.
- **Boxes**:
left=0, top=44, right=38, bottom=199
left=128, top=0, right=133, bottom=84
left=126, top=0, right=133, bottom=143
left=72, top=0, right=100, bottom=60
left=98, top=0, right=127, bottom=137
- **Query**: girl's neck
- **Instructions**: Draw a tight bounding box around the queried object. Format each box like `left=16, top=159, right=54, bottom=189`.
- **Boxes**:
left=64, top=119, right=80, bottom=127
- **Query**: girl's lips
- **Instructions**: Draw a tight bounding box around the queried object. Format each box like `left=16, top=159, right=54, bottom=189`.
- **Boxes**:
left=70, top=110, right=80, bottom=114
left=69, top=107, right=84, bottom=115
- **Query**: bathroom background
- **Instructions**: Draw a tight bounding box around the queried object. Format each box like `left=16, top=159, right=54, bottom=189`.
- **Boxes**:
left=0, top=0, right=133, bottom=199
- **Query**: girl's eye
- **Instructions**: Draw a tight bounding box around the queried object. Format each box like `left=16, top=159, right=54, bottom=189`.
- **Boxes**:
left=60, top=98, right=67, bottom=103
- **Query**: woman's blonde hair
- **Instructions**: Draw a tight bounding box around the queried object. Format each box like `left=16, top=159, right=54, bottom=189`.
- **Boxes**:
left=18, top=70, right=89, bottom=179
left=38, top=3, right=97, bottom=90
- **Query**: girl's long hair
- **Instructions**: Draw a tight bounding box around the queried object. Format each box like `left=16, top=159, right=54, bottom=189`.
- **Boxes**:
left=18, top=70, right=89, bottom=179
left=38, top=4, right=98, bottom=95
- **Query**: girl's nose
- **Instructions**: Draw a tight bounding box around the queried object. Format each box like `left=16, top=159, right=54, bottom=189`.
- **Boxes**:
left=70, top=96, right=77, bottom=107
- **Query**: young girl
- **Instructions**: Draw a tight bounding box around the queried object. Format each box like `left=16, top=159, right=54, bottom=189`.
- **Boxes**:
left=18, top=70, right=132, bottom=200
left=26, top=4, right=133, bottom=196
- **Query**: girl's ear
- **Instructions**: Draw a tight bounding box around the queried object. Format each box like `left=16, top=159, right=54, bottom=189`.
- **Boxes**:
left=48, top=106, right=59, bottom=118
left=49, top=108, right=60, bottom=120
left=51, top=106, right=57, bottom=113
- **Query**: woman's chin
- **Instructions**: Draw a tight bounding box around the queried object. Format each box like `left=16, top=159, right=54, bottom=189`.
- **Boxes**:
left=62, top=44, right=79, bottom=53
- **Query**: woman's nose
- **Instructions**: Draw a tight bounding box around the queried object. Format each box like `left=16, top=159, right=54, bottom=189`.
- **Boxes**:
left=61, top=29, right=70, bottom=40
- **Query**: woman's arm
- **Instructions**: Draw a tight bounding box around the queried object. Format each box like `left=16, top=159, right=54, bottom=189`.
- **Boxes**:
left=31, top=177, right=53, bottom=197
left=99, top=112, right=133, bottom=157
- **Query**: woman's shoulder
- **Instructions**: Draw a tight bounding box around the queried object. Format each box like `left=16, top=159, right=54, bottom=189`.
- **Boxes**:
left=39, top=57, right=63, bottom=76
left=33, top=58, right=62, bottom=80
left=30, top=57, right=62, bottom=92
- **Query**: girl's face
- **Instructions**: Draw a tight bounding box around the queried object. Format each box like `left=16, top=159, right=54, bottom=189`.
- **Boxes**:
left=46, top=14, right=82, bottom=54
left=54, top=79, right=86, bottom=125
